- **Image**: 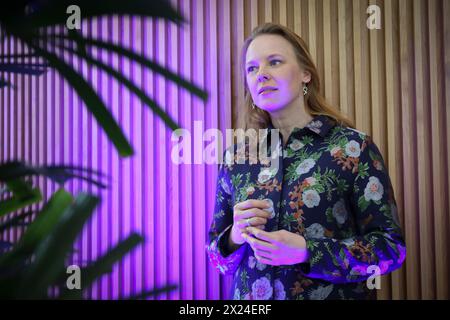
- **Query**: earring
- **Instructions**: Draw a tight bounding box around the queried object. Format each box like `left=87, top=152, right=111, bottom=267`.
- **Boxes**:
left=303, top=83, right=308, bottom=96
left=252, top=102, right=256, bottom=109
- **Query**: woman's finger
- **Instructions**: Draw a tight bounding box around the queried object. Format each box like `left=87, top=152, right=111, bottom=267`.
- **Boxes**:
left=243, top=232, right=276, bottom=251
left=236, top=216, right=267, bottom=229
left=246, top=227, right=277, bottom=244
left=236, top=217, right=252, bottom=229
left=237, top=208, right=271, bottom=220
left=254, top=252, right=273, bottom=265
left=234, top=199, right=271, bottom=211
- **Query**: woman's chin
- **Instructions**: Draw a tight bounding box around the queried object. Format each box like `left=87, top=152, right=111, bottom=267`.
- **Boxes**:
left=258, top=104, right=286, bottom=114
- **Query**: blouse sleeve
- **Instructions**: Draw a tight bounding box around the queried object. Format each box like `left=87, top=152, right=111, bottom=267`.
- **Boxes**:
left=206, top=158, right=247, bottom=275
left=300, top=134, right=407, bottom=283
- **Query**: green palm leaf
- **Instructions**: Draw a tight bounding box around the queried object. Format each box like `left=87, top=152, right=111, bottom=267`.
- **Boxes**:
left=59, top=233, right=144, bottom=299
left=0, top=178, right=42, bottom=217
left=0, top=161, right=107, bottom=188
left=3, top=0, right=184, bottom=31
left=17, top=193, right=98, bottom=298
left=0, top=0, right=206, bottom=157
left=45, top=32, right=207, bottom=101
left=52, top=41, right=180, bottom=131
left=0, top=62, right=47, bottom=75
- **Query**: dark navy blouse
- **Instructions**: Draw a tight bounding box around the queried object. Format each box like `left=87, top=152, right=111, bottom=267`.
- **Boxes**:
left=206, top=114, right=406, bottom=300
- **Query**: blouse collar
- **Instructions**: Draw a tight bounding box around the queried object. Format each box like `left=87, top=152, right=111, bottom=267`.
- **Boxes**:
left=268, top=114, right=336, bottom=139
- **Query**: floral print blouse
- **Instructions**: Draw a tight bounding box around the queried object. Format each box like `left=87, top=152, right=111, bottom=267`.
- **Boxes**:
left=206, top=115, right=406, bottom=300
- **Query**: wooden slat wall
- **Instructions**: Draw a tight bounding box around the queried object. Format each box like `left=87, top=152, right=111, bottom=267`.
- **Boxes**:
left=228, top=0, right=450, bottom=300
left=1, top=0, right=449, bottom=299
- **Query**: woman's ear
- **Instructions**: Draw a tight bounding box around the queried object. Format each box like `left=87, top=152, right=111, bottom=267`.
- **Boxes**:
left=302, top=70, right=311, bottom=84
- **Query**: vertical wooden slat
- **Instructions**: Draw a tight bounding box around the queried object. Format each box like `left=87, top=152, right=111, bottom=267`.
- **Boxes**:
left=352, top=0, right=363, bottom=129
left=145, top=17, right=156, bottom=299
left=154, top=17, right=168, bottom=300
left=111, top=15, right=120, bottom=298
left=264, top=0, right=273, bottom=22
left=179, top=0, right=193, bottom=299
left=331, top=0, right=339, bottom=108
left=10, top=36, right=16, bottom=162
left=122, top=17, right=132, bottom=299
left=384, top=0, right=406, bottom=300
left=399, top=0, right=420, bottom=299
left=89, top=17, right=98, bottom=299
left=79, top=16, right=91, bottom=299
left=98, top=16, right=109, bottom=299
left=219, top=0, right=233, bottom=298
left=338, top=0, right=348, bottom=116
left=362, top=0, right=372, bottom=134
left=168, top=0, right=180, bottom=300
left=192, top=0, right=206, bottom=299
left=232, top=0, right=245, bottom=140
left=369, top=0, right=383, bottom=150
left=206, top=0, right=221, bottom=300
left=368, top=0, right=391, bottom=299
left=250, top=0, right=259, bottom=31
left=279, top=0, right=287, bottom=26
left=322, top=0, right=332, bottom=100
left=130, top=16, right=142, bottom=298
left=17, top=40, right=22, bottom=162
left=308, top=0, right=317, bottom=62
left=444, top=0, right=450, bottom=300
left=429, top=0, right=449, bottom=300
left=293, top=0, right=302, bottom=36
left=378, top=1, right=398, bottom=299
left=413, top=0, right=436, bottom=300
left=14, top=38, right=22, bottom=244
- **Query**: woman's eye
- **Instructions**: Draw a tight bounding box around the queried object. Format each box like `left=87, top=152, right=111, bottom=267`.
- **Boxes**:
left=247, top=60, right=281, bottom=73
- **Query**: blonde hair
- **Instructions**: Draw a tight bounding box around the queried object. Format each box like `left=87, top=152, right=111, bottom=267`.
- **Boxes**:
left=238, top=23, right=354, bottom=130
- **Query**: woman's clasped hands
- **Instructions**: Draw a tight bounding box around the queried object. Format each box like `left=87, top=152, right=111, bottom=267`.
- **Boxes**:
left=231, top=199, right=309, bottom=266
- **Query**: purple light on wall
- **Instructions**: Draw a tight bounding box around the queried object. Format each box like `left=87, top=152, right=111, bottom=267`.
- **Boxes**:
left=0, top=0, right=235, bottom=299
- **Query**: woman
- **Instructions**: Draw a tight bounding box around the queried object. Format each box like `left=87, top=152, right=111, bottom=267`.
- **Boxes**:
left=206, top=23, right=406, bottom=300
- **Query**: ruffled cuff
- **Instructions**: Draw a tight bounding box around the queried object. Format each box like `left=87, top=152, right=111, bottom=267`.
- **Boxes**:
left=206, top=225, right=247, bottom=275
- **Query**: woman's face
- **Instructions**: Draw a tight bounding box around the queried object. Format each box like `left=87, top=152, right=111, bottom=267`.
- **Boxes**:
left=245, top=34, right=310, bottom=113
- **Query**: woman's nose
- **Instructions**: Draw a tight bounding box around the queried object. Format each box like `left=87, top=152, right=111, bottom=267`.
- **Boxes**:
left=257, top=72, right=270, bottom=82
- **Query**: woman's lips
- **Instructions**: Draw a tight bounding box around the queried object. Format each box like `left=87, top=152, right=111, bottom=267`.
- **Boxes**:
left=259, top=89, right=277, bottom=95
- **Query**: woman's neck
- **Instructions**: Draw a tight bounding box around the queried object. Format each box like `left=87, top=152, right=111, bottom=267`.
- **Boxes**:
left=270, top=101, right=313, bottom=145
